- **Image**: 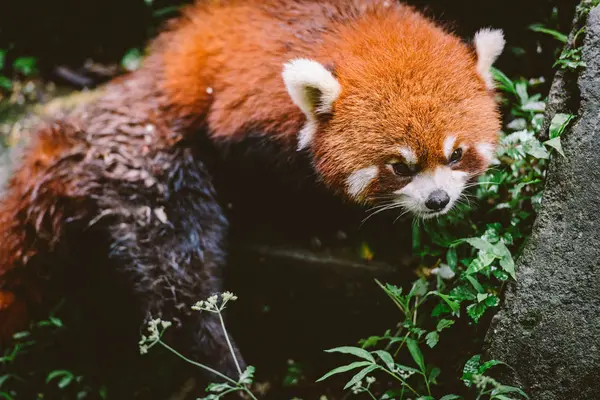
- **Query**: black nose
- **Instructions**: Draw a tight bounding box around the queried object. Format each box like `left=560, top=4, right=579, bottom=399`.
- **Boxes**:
left=425, top=190, right=450, bottom=211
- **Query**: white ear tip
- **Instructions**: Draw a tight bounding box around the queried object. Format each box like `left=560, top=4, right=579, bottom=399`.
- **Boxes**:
left=282, top=58, right=313, bottom=81
left=474, top=28, right=506, bottom=89
left=475, top=28, right=505, bottom=46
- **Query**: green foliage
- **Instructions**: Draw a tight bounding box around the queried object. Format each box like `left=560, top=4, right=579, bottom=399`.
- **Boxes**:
left=529, top=21, right=588, bottom=71
left=0, top=48, right=40, bottom=95
left=140, top=293, right=259, bottom=400
left=528, top=24, right=568, bottom=43
left=12, top=57, right=37, bottom=77
left=317, top=65, right=573, bottom=398
left=0, top=307, right=106, bottom=400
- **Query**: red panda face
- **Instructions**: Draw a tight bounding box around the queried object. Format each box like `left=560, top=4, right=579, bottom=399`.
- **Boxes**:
left=283, top=18, right=505, bottom=218
left=314, top=84, right=501, bottom=218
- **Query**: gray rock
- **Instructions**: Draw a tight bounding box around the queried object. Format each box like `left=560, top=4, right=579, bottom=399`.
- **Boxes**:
left=485, top=3, right=600, bottom=399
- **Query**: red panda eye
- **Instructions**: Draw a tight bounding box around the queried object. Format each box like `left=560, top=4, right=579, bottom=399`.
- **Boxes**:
left=450, top=148, right=463, bottom=163
left=391, top=162, right=412, bottom=176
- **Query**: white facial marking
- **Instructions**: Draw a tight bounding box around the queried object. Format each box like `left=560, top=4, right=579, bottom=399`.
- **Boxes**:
left=282, top=58, right=342, bottom=150
left=347, top=166, right=379, bottom=199
left=474, top=28, right=506, bottom=90
left=443, top=136, right=457, bottom=160
left=394, top=167, right=469, bottom=218
left=398, top=146, right=418, bottom=164
left=476, top=142, right=496, bottom=163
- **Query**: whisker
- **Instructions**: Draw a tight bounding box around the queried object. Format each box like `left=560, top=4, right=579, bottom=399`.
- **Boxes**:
left=361, top=203, right=403, bottom=225
left=393, top=208, right=411, bottom=224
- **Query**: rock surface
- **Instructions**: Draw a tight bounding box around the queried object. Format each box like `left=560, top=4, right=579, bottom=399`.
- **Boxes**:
left=485, top=3, right=600, bottom=398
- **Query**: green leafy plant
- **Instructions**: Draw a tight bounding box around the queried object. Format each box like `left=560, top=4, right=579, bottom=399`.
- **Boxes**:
left=529, top=22, right=587, bottom=71
left=316, top=66, right=571, bottom=399
left=139, top=292, right=258, bottom=400
left=0, top=304, right=106, bottom=400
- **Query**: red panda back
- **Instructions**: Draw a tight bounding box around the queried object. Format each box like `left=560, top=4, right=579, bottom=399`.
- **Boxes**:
left=157, top=0, right=486, bottom=147
left=158, top=0, right=383, bottom=142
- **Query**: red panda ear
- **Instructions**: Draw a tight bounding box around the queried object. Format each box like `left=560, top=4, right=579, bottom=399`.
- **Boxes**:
left=473, top=28, right=505, bottom=90
left=282, top=58, right=342, bottom=150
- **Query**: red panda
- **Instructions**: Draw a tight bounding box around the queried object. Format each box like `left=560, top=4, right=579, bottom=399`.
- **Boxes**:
left=0, top=0, right=504, bottom=374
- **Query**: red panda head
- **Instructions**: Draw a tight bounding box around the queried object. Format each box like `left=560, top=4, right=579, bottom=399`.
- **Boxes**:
left=282, top=12, right=505, bottom=218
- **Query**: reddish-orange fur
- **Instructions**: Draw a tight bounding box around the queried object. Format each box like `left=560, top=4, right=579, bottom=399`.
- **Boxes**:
left=158, top=0, right=499, bottom=196
left=0, top=121, right=90, bottom=338
left=0, top=0, right=501, bottom=340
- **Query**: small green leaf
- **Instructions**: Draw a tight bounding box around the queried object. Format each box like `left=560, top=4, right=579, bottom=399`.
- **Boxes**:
left=549, top=113, right=575, bottom=139
left=12, top=331, right=29, bottom=340
left=466, top=275, right=485, bottom=294
left=491, top=67, right=516, bottom=95
left=515, top=82, right=529, bottom=106
left=58, top=375, right=74, bottom=389
left=360, top=335, right=381, bottom=349
left=523, top=139, right=550, bottom=159
left=325, top=346, right=375, bottom=363
left=434, top=292, right=461, bottom=315
left=499, top=253, right=516, bottom=280
left=477, top=293, right=489, bottom=303
left=462, top=355, right=481, bottom=387
left=46, top=370, right=72, bottom=384
left=408, top=278, right=429, bottom=299
left=479, top=359, right=507, bottom=374
left=0, top=76, right=11, bottom=91
left=207, top=382, right=233, bottom=393
left=373, top=350, right=395, bottom=370
left=446, top=247, right=458, bottom=270
left=491, top=385, right=529, bottom=399
left=406, top=339, right=426, bottom=373
left=521, top=101, right=546, bottom=112
left=316, top=361, right=372, bottom=382
left=528, top=24, right=568, bottom=43
left=436, top=319, right=455, bottom=332
left=439, top=395, right=462, bottom=400
left=425, top=331, right=439, bottom=348
left=13, top=57, right=37, bottom=76
left=544, top=137, right=565, bottom=157
left=238, top=365, right=255, bottom=385
left=343, top=365, right=378, bottom=390
left=465, top=238, right=495, bottom=253
left=493, top=269, right=510, bottom=281
left=428, top=367, right=441, bottom=384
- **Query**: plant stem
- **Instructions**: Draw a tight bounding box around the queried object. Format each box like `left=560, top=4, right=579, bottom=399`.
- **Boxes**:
left=393, top=332, right=410, bottom=357
left=424, top=373, right=432, bottom=397
left=412, top=296, right=419, bottom=326
left=158, top=341, right=237, bottom=385
left=384, top=326, right=404, bottom=352
left=217, top=310, right=243, bottom=377
left=243, top=387, right=259, bottom=400
left=380, top=367, right=420, bottom=397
